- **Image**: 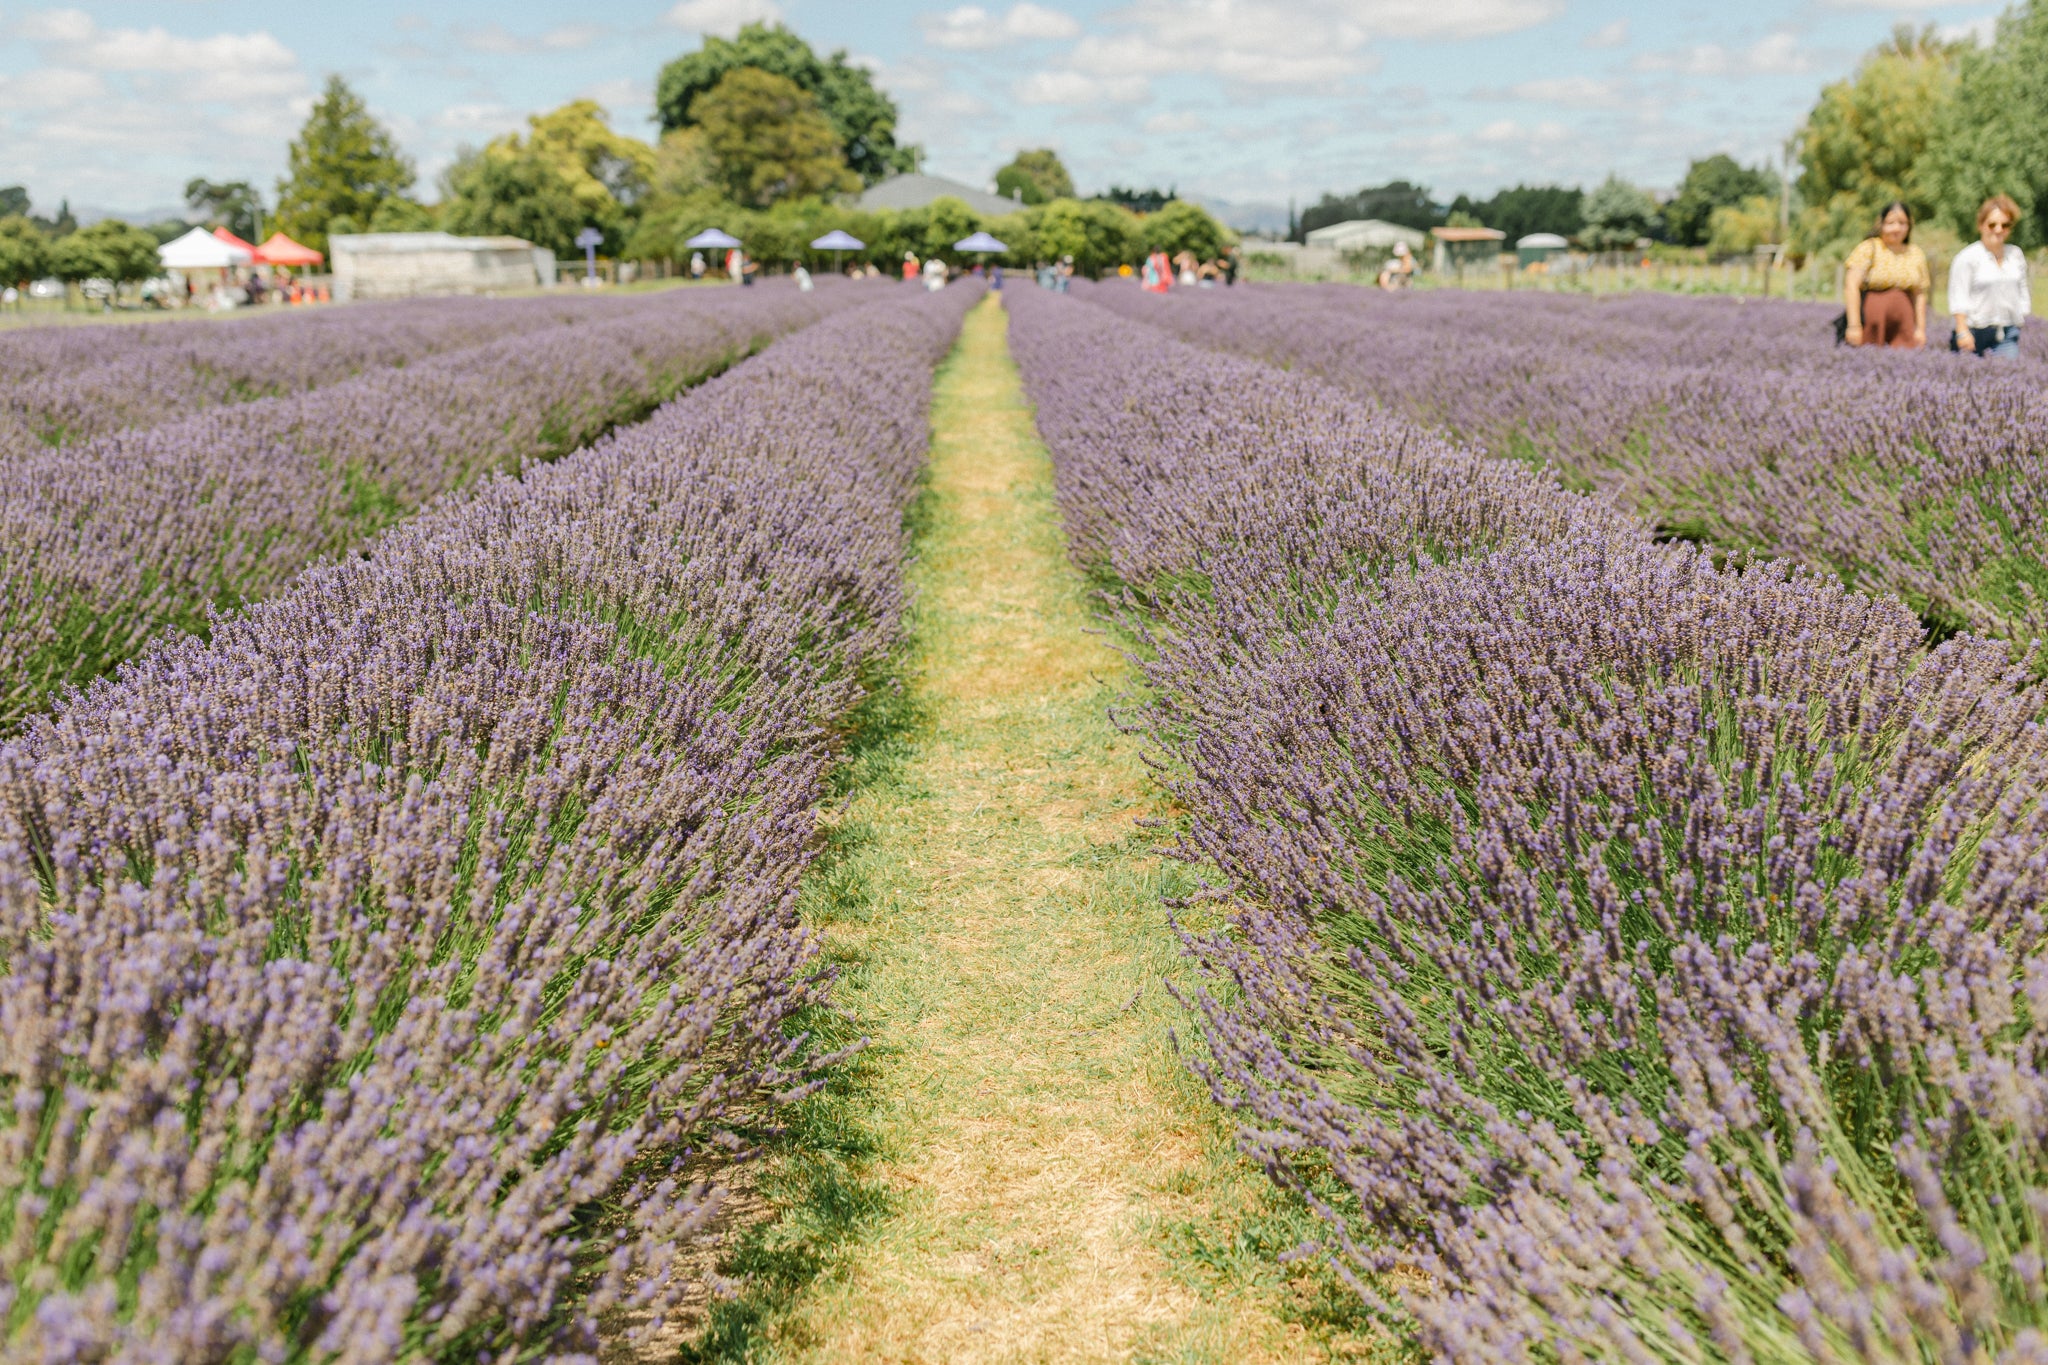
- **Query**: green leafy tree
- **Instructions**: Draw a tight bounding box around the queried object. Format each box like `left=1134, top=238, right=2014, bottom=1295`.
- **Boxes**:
left=1096, top=185, right=1176, bottom=213
left=994, top=149, right=1073, bottom=206
left=1664, top=154, right=1778, bottom=247
left=1579, top=174, right=1663, bottom=249
left=49, top=219, right=160, bottom=302
left=526, top=100, right=656, bottom=248
left=0, top=187, right=30, bottom=219
left=184, top=178, right=264, bottom=241
left=0, top=217, right=48, bottom=288
left=1706, top=195, right=1782, bottom=255
left=441, top=144, right=584, bottom=254
left=1299, top=180, right=1442, bottom=239
left=367, top=197, right=435, bottom=232
left=656, top=23, right=915, bottom=184
left=1030, top=198, right=1142, bottom=277
left=1448, top=184, right=1583, bottom=242
left=275, top=75, right=416, bottom=256
left=1923, top=1, right=2048, bottom=248
left=1793, top=25, right=1960, bottom=254
left=32, top=200, right=76, bottom=238
left=693, top=68, right=858, bottom=208
left=1140, top=200, right=1232, bottom=259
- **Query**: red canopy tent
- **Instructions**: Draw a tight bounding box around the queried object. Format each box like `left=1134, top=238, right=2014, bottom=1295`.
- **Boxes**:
left=212, top=226, right=261, bottom=258
left=252, top=232, right=323, bottom=266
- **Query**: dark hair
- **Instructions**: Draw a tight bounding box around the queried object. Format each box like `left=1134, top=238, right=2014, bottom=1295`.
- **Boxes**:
left=1874, top=200, right=1914, bottom=242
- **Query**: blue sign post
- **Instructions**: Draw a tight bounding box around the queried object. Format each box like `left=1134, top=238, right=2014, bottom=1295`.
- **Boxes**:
left=575, top=227, right=603, bottom=283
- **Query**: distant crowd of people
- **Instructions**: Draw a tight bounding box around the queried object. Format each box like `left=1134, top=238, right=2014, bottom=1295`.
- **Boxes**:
left=1137, top=247, right=1239, bottom=291
left=1842, top=194, right=2030, bottom=358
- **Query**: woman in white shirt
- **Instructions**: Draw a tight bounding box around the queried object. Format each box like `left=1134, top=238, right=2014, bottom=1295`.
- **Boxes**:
left=1948, top=195, right=2030, bottom=359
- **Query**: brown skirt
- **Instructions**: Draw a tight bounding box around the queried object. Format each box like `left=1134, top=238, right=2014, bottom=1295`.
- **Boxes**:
left=1861, top=288, right=1918, bottom=347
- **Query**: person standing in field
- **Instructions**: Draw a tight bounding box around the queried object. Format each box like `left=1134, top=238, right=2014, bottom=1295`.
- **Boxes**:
left=1842, top=202, right=1929, bottom=348
left=903, top=250, right=919, bottom=282
left=1949, top=195, right=2030, bottom=359
left=690, top=251, right=705, bottom=280
left=923, top=255, right=948, bottom=291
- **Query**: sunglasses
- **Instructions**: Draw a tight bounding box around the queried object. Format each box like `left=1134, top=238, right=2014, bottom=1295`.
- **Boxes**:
left=1986, top=220, right=2013, bottom=231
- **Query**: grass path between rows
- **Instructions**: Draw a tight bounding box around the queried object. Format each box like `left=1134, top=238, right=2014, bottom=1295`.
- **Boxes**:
left=663, top=295, right=1378, bottom=1362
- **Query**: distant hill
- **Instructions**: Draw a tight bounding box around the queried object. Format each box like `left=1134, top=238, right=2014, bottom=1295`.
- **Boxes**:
left=1188, top=195, right=1291, bottom=234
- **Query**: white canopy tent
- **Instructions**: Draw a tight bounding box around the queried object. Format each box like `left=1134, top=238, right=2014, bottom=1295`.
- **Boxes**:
left=158, top=227, right=251, bottom=271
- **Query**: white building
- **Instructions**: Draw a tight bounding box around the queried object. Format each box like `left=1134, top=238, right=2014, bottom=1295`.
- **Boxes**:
left=1303, top=219, right=1429, bottom=254
left=331, top=232, right=558, bottom=302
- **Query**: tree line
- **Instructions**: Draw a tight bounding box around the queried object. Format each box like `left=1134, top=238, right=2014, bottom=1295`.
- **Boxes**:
left=1295, top=1, right=2048, bottom=266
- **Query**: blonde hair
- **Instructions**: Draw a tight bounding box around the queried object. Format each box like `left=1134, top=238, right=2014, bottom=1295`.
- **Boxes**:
left=1977, top=195, right=2022, bottom=230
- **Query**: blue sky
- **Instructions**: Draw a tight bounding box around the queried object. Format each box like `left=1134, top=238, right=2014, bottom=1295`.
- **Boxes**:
left=0, top=0, right=2008, bottom=223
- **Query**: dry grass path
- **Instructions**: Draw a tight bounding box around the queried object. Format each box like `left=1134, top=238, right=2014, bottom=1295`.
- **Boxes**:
left=673, top=295, right=1375, bottom=1363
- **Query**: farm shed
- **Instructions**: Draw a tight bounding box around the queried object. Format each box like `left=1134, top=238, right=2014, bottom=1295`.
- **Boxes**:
left=1303, top=219, right=1428, bottom=254
left=331, top=232, right=558, bottom=302
left=1516, top=232, right=1570, bottom=267
left=1431, top=225, right=1506, bottom=273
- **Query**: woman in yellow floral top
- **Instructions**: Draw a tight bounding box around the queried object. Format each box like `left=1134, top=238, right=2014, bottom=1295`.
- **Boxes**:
left=1842, top=201, right=1929, bottom=348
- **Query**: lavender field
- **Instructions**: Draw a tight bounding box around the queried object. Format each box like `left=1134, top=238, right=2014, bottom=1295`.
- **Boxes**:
left=1009, top=283, right=2048, bottom=1361
left=0, top=283, right=974, bottom=1357
left=1082, top=282, right=2048, bottom=651
left=3, top=275, right=2045, bottom=1360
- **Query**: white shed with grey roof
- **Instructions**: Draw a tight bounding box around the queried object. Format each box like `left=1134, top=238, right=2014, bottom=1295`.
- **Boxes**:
left=331, top=232, right=558, bottom=301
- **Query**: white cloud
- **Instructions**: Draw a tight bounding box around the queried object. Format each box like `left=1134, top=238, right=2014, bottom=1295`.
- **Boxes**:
left=923, top=2, right=1081, bottom=48
left=1939, top=14, right=1999, bottom=44
left=662, top=0, right=781, bottom=35
left=1490, top=75, right=1628, bottom=107
left=1634, top=30, right=1811, bottom=78
left=1583, top=18, right=1628, bottom=48
left=0, top=8, right=321, bottom=208
left=1143, top=110, right=1206, bottom=133
left=456, top=23, right=607, bottom=55
left=1040, top=0, right=1550, bottom=94
left=1015, top=69, right=1148, bottom=105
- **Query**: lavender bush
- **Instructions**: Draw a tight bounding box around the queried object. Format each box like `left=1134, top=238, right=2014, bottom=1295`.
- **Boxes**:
left=0, top=282, right=859, bottom=729
left=1080, top=282, right=2048, bottom=651
left=0, top=283, right=976, bottom=1359
left=1008, top=286, right=2048, bottom=1361
left=0, top=291, right=720, bottom=458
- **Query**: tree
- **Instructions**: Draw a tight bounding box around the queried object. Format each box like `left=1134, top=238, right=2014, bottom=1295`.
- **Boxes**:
left=1579, top=174, right=1662, bottom=250
left=1030, top=198, right=1142, bottom=276
left=0, top=187, right=29, bottom=219
left=274, top=75, right=416, bottom=256
left=526, top=100, right=656, bottom=246
left=184, top=178, right=263, bottom=242
left=995, top=149, right=1073, bottom=206
left=656, top=23, right=915, bottom=184
left=49, top=219, right=160, bottom=300
left=1923, top=1, right=2048, bottom=249
left=1141, top=200, right=1231, bottom=259
left=1096, top=185, right=1176, bottom=213
left=0, top=217, right=48, bottom=288
left=1793, top=25, right=1960, bottom=254
left=693, top=68, right=858, bottom=208
left=1664, top=155, right=1777, bottom=247
left=1477, top=185, right=1585, bottom=241
left=367, top=197, right=435, bottom=232
left=441, top=144, right=584, bottom=254
left=1298, top=181, right=1443, bottom=239
left=1706, top=195, right=1781, bottom=256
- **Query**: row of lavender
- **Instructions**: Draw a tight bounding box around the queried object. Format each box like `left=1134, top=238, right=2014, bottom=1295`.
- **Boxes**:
left=1007, top=285, right=2048, bottom=1360
left=0, top=281, right=855, bottom=730
left=1080, top=282, right=2048, bottom=651
left=0, top=290, right=725, bottom=458
left=0, top=284, right=977, bottom=1358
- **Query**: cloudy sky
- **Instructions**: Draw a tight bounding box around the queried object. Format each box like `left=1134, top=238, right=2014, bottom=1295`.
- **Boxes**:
left=0, top=0, right=2008, bottom=221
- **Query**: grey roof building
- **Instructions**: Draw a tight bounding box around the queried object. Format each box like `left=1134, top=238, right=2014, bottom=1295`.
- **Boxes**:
left=855, top=173, right=1022, bottom=218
